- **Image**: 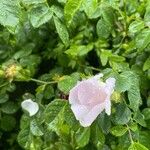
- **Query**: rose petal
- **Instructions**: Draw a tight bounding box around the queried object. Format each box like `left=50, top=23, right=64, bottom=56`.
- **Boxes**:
left=71, top=105, right=89, bottom=120
left=77, top=81, right=101, bottom=105
left=105, top=99, right=111, bottom=115
left=69, top=85, right=80, bottom=104
left=92, top=73, right=103, bottom=80
left=79, top=103, right=105, bottom=127
left=103, top=78, right=116, bottom=115
left=105, top=77, right=116, bottom=95
left=21, top=99, right=39, bottom=116
left=87, top=73, right=105, bottom=88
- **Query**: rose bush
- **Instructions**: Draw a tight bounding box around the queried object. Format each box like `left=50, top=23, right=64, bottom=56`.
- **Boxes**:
left=0, top=0, right=150, bottom=149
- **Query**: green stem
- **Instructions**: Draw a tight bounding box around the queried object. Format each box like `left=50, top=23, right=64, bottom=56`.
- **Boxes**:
left=30, top=78, right=57, bottom=85
left=126, top=124, right=134, bottom=143
left=79, top=64, right=101, bottom=72
left=114, top=35, right=126, bottom=54
left=87, top=66, right=101, bottom=72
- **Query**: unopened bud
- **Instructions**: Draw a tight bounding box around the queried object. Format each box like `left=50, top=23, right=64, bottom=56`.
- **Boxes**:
left=111, top=91, right=122, bottom=103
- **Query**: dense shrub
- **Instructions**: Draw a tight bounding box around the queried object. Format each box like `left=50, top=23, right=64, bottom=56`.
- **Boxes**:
left=0, top=0, right=150, bottom=149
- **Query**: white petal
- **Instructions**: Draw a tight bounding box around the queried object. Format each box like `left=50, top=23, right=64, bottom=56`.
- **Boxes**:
left=105, top=77, right=116, bottom=95
left=93, top=73, right=104, bottom=80
left=21, top=99, right=39, bottom=116
left=71, top=105, right=89, bottom=121
left=105, top=99, right=111, bottom=115
left=106, top=77, right=116, bottom=89
left=69, top=85, right=80, bottom=105
left=87, top=73, right=104, bottom=87
left=79, top=103, right=105, bottom=127
left=77, top=81, right=100, bottom=105
left=104, top=77, right=116, bottom=115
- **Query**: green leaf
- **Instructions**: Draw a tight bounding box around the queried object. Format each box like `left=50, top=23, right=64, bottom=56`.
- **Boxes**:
left=44, top=99, right=68, bottom=136
left=75, top=127, right=90, bottom=148
left=36, top=84, right=54, bottom=100
left=110, top=125, right=128, bottom=137
left=50, top=5, right=64, bottom=19
left=115, top=71, right=133, bottom=92
left=142, top=108, right=150, bottom=120
left=53, top=16, right=69, bottom=46
left=18, top=128, right=32, bottom=149
left=113, top=103, right=132, bottom=125
left=91, top=123, right=105, bottom=149
left=128, top=142, right=149, bottom=150
left=0, top=115, right=16, bottom=131
left=29, top=3, right=53, bottom=28
left=0, top=0, right=21, bottom=32
left=55, top=142, right=72, bottom=150
left=13, top=46, right=32, bottom=59
left=58, top=0, right=67, bottom=4
left=44, top=85, right=54, bottom=99
left=20, top=115, right=30, bottom=130
left=128, top=20, right=145, bottom=36
left=82, top=0, right=99, bottom=18
left=135, top=29, right=150, bottom=52
left=133, top=110, right=146, bottom=127
left=30, top=119, right=44, bottom=136
left=139, top=131, right=150, bottom=149
left=96, top=19, right=111, bottom=39
left=143, top=57, right=150, bottom=71
left=20, top=55, right=41, bottom=68
left=64, top=103, right=80, bottom=131
left=144, top=2, right=150, bottom=27
left=0, top=93, right=9, bottom=104
left=64, top=0, right=84, bottom=26
left=30, top=138, right=43, bottom=150
left=1, top=101, right=18, bottom=114
left=129, top=122, right=138, bottom=132
left=58, top=74, right=79, bottom=94
left=65, top=44, right=93, bottom=58
left=97, top=112, right=111, bottom=134
left=109, top=61, right=129, bottom=72
left=116, top=71, right=142, bottom=112
left=100, top=50, right=111, bottom=66
left=101, top=5, right=115, bottom=26
left=21, top=0, right=45, bottom=6
left=127, top=72, right=141, bottom=111
left=109, top=55, right=125, bottom=62
left=44, top=99, right=67, bottom=124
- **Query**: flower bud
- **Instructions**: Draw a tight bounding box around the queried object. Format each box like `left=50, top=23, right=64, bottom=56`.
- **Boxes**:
left=111, top=91, right=122, bottom=103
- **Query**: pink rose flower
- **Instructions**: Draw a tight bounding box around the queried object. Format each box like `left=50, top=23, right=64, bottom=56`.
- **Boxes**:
left=69, top=74, right=116, bottom=127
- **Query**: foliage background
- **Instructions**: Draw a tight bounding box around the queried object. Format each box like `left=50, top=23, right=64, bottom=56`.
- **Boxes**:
left=0, top=0, right=150, bottom=149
